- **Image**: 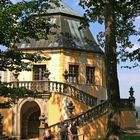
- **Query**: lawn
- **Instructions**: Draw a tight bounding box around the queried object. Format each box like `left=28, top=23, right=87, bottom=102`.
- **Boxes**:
left=122, top=134, right=140, bottom=140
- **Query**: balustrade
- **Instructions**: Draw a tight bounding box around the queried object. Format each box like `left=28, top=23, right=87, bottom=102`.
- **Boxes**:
left=6, top=80, right=98, bottom=107
left=46, top=100, right=109, bottom=135
left=120, top=99, right=135, bottom=110
left=1, top=76, right=136, bottom=139
left=5, top=80, right=134, bottom=120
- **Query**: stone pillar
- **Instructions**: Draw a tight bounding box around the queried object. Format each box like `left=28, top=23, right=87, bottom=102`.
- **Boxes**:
left=39, top=113, right=47, bottom=140
left=128, top=87, right=136, bottom=128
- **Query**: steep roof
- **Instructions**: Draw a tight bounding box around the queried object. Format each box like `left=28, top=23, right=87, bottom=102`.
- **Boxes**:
left=46, top=1, right=81, bottom=17
left=19, top=1, right=103, bottom=54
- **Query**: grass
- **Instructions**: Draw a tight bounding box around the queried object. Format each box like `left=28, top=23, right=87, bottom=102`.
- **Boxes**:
left=92, top=134, right=140, bottom=140
left=122, top=134, right=140, bottom=140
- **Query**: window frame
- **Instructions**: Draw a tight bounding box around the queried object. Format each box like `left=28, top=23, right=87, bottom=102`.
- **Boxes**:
left=68, top=64, right=79, bottom=84
left=86, top=66, right=95, bottom=85
left=33, top=65, right=46, bottom=80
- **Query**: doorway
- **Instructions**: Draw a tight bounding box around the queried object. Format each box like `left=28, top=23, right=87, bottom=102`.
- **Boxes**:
left=20, top=101, right=41, bottom=139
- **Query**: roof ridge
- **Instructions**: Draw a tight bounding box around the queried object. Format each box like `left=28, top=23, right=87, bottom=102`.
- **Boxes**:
left=46, top=1, right=81, bottom=17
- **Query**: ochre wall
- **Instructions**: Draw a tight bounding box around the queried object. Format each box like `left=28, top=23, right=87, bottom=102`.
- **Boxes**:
left=1, top=49, right=106, bottom=138
left=78, top=115, right=107, bottom=140
left=48, top=93, right=89, bottom=126
left=120, top=110, right=136, bottom=128
left=0, top=97, right=12, bottom=136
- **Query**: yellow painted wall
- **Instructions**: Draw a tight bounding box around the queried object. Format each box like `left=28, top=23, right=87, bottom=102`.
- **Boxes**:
left=120, top=111, right=136, bottom=128
left=0, top=97, right=12, bottom=136
left=78, top=115, right=107, bottom=140
left=1, top=109, right=12, bottom=136
left=0, top=48, right=106, bottom=138
left=48, top=93, right=89, bottom=125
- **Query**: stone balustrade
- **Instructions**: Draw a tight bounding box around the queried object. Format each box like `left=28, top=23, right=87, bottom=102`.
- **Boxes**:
left=6, top=80, right=98, bottom=107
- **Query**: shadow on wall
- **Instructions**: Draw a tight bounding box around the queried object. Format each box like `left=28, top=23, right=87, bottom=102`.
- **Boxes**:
left=78, top=114, right=107, bottom=139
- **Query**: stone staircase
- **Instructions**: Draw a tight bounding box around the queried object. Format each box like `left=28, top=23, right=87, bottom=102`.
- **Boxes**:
left=3, top=80, right=135, bottom=139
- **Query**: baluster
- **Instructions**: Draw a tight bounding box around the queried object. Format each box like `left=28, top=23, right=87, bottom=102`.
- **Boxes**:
left=83, top=113, right=87, bottom=124
left=36, top=81, right=39, bottom=91
left=35, top=82, right=39, bottom=91
left=28, top=82, right=30, bottom=89
left=85, top=96, right=88, bottom=105
left=90, top=98, right=93, bottom=107
left=39, top=81, right=41, bottom=90
left=31, top=82, right=33, bottom=90
left=79, top=92, right=82, bottom=102
left=91, top=98, right=94, bottom=106
left=63, top=83, right=67, bottom=94
left=88, top=111, right=93, bottom=121
left=74, top=89, right=77, bottom=98
left=74, top=87, right=77, bottom=97
left=82, top=94, right=86, bottom=104
left=82, top=114, right=86, bottom=125
left=86, top=96, right=89, bottom=106
left=78, top=114, right=83, bottom=126
left=59, top=83, right=62, bottom=92
left=20, top=82, right=23, bottom=88
left=87, top=111, right=91, bottom=122
left=55, top=82, right=58, bottom=91
left=69, top=86, right=73, bottom=97
left=77, top=93, right=80, bottom=101
left=27, top=82, right=29, bottom=90
left=52, top=82, right=54, bottom=91
left=39, top=81, right=42, bottom=91
left=33, top=81, right=36, bottom=91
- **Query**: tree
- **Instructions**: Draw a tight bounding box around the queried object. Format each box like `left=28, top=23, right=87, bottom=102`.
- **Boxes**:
left=79, top=0, right=140, bottom=139
left=0, top=0, right=59, bottom=107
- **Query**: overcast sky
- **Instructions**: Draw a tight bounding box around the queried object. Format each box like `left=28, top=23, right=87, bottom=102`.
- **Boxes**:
left=2, top=0, right=140, bottom=106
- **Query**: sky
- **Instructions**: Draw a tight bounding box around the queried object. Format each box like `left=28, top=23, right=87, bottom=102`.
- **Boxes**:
left=63, top=0, right=140, bottom=107
left=1, top=0, right=140, bottom=106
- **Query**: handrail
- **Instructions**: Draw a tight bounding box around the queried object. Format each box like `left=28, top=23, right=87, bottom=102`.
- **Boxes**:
left=4, top=80, right=134, bottom=138
left=48, top=101, right=109, bottom=133
left=5, top=80, right=104, bottom=107
left=120, top=98, right=135, bottom=110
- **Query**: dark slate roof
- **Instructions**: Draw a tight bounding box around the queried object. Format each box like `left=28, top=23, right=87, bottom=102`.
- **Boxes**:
left=19, top=1, right=103, bottom=54
left=47, top=1, right=81, bottom=17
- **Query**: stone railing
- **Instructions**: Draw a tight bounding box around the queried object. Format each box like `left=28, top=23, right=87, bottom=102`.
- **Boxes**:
left=47, top=98, right=135, bottom=137
left=47, top=101, right=109, bottom=134
left=6, top=80, right=99, bottom=107
left=4, top=80, right=136, bottom=139
left=120, top=98, right=135, bottom=110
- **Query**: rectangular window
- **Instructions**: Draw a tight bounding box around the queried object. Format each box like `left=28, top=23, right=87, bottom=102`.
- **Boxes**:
left=86, top=66, right=95, bottom=84
left=33, top=65, right=46, bottom=80
left=69, top=65, right=79, bottom=83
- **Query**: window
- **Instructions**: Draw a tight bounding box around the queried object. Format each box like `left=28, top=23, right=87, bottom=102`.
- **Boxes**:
left=86, top=66, right=95, bottom=84
left=69, top=65, right=79, bottom=83
left=33, top=65, right=46, bottom=80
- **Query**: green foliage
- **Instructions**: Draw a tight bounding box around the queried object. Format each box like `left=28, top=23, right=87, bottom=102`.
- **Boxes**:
left=79, top=0, right=140, bottom=139
left=122, top=134, right=140, bottom=140
left=0, top=49, right=47, bottom=71
left=0, top=0, right=59, bottom=47
left=0, top=0, right=60, bottom=107
left=0, top=82, right=42, bottom=108
left=79, top=0, right=140, bottom=67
